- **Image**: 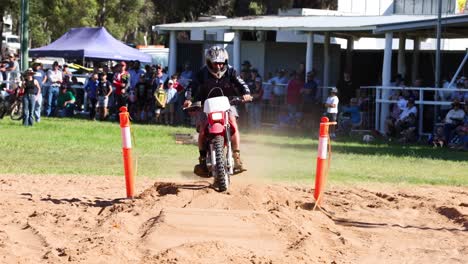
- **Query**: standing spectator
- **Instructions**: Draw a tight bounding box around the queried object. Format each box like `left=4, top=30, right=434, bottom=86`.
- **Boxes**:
left=336, top=72, right=357, bottom=106
left=128, top=60, right=145, bottom=89
left=325, top=87, right=339, bottom=138
left=135, top=73, right=150, bottom=121
left=271, top=69, right=289, bottom=107
left=85, top=73, right=99, bottom=120
left=152, top=64, right=168, bottom=90
left=113, top=61, right=130, bottom=110
left=164, top=79, right=178, bottom=125
left=62, top=64, right=72, bottom=77
left=261, top=73, right=274, bottom=122
left=57, top=86, right=76, bottom=117
left=97, top=73, right=112, bottom=120
left=170, top=74, right=185, bottom=125
left=286, top=72, right=304, bottom=124
left=241, top=60, right=252, bottom=73
left=154, top=79, right=166, bottom=123
left=5, top=54, right=20, bottom=89
left=247, top=77, right=264, bottom=130
left=179, top=62, right=193, bottom=88
left=21, top=69, right=41, bottom=126
left=300, top=70, right=318, bottom=125
left=32, top=62, right=47, bottom=122
left=46, top=61, right=63, bottom=116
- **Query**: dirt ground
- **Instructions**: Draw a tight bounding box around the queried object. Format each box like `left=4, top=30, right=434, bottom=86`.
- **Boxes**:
left=0, top=173, right=466, bottom=264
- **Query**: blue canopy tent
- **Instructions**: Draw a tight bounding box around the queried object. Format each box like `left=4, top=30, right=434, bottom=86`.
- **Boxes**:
left=29, top=27, right=152, bottom=63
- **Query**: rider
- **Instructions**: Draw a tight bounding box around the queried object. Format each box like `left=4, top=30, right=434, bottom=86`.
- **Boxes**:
left=184, top=46, right=252, bottom=176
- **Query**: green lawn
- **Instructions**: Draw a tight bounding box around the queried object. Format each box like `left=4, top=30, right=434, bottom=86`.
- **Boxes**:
left=0, top=118, right=466, bottom=186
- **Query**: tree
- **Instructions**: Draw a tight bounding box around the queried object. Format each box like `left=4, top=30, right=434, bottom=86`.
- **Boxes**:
left=0, top=0, right=20, bottom=53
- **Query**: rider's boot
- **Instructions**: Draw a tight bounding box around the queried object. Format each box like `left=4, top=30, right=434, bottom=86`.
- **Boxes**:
left=233, top=150, right=245, bottom=172
left=194, top=153, right=209, bottom=177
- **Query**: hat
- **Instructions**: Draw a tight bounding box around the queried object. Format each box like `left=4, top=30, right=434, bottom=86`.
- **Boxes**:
left=24, top=68, right=34, bottom=75
left=330, top=87, right=338, bottom=94
left=242, top=60, right=251, bottom=66
left=158, top=79, right=164, bottom=84
left=8, top=53, right=15, bottom=58
left=255, top=77, right=262, bottom=83
left=139, top=73, right=145, bottom=78
left=168, top=79, right=174, bottom=84
left=119, top=61, right=126, bottom=66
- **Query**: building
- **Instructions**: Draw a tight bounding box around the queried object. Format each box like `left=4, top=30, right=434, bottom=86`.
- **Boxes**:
left=153, top=0, right=468, bottom=134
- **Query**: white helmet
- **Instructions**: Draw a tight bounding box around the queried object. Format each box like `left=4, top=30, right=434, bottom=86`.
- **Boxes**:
left=205, top=46, right=229, bottom=79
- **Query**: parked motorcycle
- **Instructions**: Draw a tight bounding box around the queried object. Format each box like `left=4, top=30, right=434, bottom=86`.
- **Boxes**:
left=0, top=88, right=23, bottom=120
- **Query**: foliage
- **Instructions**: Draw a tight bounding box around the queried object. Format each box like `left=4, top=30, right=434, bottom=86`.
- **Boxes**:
left=8, top=0, right=338, bottom=47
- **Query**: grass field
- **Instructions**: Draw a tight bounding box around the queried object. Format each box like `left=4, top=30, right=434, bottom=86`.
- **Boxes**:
left=0, top=118, right=466, bottom=186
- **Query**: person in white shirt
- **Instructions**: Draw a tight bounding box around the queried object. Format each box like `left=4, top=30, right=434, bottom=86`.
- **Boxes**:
left=46, top=61, right=63, bottom=116
left=324, top=87, right=339, bottom=138
left=443, top=100, right=465, bottom=142
left=386, top=98, right=417, bottom=137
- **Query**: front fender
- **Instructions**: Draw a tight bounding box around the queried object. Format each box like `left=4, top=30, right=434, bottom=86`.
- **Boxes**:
left=208, top=123, right=225, bottom=134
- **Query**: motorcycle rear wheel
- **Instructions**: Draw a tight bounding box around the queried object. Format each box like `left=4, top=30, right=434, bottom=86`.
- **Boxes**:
left=213, top=135, right=229, bottom=192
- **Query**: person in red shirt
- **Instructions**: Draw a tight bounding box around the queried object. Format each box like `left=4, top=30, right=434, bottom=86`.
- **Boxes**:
left=113, top=61, right=130, bottom=110
left=286, top=72, right=305, bottom=125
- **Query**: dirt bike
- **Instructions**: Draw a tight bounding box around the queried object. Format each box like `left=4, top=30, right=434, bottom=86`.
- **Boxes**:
left=188, top=88, right=245, bottom=192
left=0, top=88, right=23, bottom=120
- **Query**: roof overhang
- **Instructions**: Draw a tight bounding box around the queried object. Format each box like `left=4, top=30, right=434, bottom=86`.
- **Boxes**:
left=153, top=14, right=468, bottom=39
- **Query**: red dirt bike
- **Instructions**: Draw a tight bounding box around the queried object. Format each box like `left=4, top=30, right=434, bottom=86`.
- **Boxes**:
left=187, top=88, right=246, bottom=192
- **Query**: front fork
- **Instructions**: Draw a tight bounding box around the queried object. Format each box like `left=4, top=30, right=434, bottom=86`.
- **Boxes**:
left=205, top=113, right=233, bottom=176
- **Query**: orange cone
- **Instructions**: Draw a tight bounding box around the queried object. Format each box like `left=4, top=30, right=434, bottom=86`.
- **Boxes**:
left=119, top=106, right=135, bottom=198
left=314, top=116, right=336, bottom=205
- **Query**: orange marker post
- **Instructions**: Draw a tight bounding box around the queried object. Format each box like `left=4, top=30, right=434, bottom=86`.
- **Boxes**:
left=119, top=106, right=135, bottom=198
left=314, top=116, right=336, bottom=205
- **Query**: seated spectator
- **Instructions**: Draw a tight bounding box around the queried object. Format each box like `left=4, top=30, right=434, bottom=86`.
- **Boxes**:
left=57, top=86, right=76, bottom=117
left=386, top=98, right=417, bottom=140
left=429, top=125, right=445, bottom=148
left=443, top=99, right=465, bottom=143
left=338, top=98, right=361, bottom=134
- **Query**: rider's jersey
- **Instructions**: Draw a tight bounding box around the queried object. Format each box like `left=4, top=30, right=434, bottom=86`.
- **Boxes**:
left=187, top=65, right=250, bottom=103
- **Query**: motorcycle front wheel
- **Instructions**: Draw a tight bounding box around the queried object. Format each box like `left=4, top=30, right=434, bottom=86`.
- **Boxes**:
left=10, top=100, right=23, bottom=120
left=213, top=135, right=229, bottom=192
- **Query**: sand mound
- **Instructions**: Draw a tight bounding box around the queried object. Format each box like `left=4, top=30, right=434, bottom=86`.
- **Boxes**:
left=0, top=174, right=467, bottom=263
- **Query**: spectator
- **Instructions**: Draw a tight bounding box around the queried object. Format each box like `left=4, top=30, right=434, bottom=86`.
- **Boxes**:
left=247, top=77, right=264, bottom=130
left=113, top=61, right=130, bottom=110
left=154, top=79, right=166, bottom=123
left=97, top=73, right=112, bottom=120
left=286, top=72, right=304, bottom=124
left=5, top=53, right=20, bottom=89
left=386, top=98, right=417, bottom=140
left=152, top=64, right=168, bottom=91
left=62, top=64, right=72, bottom=77
left=21, top=68, right=41, bottom=126
left=241, top=60, right=251, bottom=73
left=170, top=74, right=185, bottom=125
left=128, top=60, right=145, bottom=89
left=271, top=69, right=289, bottom=107
left=32, top=62, right=47, bottom=122
left=179, top=62, right=193, bottom=88
left=300, top=70, right=318, bottom=125
left=85, top=73, right=99, bottom=120
left=430, top=125, right=445, bottom=148
left=339, top=97, right=361, bottom=134
left=164, top=79, right=178, bottom=125
left=135, top=73, right=150, bottom=122
left=70, top=76, right=84, bottom=111
left=325, top=87, right=339, bottom=138
left=46, top=61, right=63, bottom=116
left=336, top=72, right=357, bottom=106
left=57, top=86, right=75, bottom=117
left=443, top=99, right=465, bottom=143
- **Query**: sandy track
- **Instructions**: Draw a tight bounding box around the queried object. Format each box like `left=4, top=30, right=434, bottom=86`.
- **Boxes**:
left=0, top=174, right=466, bottom=263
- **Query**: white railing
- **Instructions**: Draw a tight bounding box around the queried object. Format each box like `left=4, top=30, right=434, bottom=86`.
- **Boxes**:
left=366, top=85, right=466, bottom=136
